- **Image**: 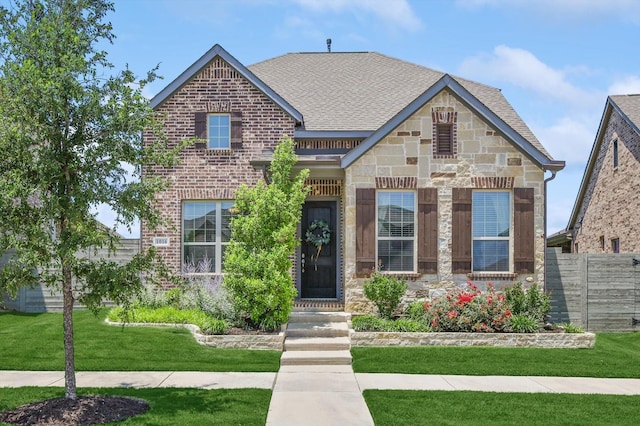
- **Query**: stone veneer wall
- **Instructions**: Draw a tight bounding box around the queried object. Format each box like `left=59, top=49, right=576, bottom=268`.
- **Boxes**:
left=142, top=58, right=296, bottom=274
left=574, top=109, right=640, bottom=253
left=344, top=90, right=545, bottom=313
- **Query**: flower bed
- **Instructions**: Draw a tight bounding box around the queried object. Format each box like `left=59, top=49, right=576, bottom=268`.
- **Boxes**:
left=350, top=330, right=596, bottom=348
left=105, top=319, right=285, bottom=350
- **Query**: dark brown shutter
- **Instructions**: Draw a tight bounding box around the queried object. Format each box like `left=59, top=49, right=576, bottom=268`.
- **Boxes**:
left=356, top=188, right=376, bottom=277
left=436, top=123, right=453, bottom=155
left=452, top=188, right=472, bottom=273
left=417, top=187, right=438, bottom=274
left=514, top=187, right=535, bottom=273
left=230, top=111, right=242, bottom=149
left=194, top=112, right=207, bottom=149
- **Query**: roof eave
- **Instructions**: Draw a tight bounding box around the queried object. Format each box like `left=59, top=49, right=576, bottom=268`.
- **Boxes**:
left=149, top=44, right=303, bottom=124
left=294, top=130, right=374, bottom=139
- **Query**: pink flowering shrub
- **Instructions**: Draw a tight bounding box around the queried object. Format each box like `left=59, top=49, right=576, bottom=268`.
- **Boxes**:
left=423, top=282, right=511, bottom=332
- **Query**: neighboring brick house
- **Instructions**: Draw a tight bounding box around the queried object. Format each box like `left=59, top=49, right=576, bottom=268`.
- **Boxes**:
left=565, top=95, right=640, bottom=253
left=144, top=44, right=564, bottom=313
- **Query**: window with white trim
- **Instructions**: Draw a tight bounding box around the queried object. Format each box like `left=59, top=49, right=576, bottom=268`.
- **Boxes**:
left=377, top=191, right=416, bottom=272
left=208, top=114, right=230, bottom=149
left=182, top=201, right=234, bottom=273
left=472, top=191, right=511, bottom=272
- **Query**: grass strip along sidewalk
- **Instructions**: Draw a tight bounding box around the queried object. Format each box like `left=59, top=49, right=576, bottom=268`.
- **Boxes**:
left=363, top=390, right=640, bottom=426
left=0, top=387, right=270, bottom=426
left=0, top=310, right=280, bottom=372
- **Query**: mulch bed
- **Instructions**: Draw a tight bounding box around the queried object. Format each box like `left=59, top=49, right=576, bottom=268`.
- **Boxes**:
left=0, top=395, right=148, bottom=426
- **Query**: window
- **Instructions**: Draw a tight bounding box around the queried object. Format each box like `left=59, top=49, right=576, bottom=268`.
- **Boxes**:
left=613, top=138, right=619, bottom=169
left=207, top=114, right=230, bottom=149
left=611, top=238, right=620, bottom=253
left=377, top=191, right=415, bottom=272
left=182, top=201, right=234, bottom=273
left=599, top=236, right=605, bottom=251
left=472, top=191, right=511, bottom=272
left=436, top=123, right=453, bottom=155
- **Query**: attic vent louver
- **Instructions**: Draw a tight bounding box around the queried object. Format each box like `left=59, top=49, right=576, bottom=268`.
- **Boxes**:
left=327, top=38, right=332, bottom=52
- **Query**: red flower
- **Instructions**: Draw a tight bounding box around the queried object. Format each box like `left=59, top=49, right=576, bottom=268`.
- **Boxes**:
left=505, top=310, right=511, bottom=317
left=447, top=310, right=458, bottom=319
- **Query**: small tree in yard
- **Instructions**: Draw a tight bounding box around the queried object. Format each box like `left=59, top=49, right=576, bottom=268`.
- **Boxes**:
left=0, top=0, right=182, bottom=403
left=223, top=137, right=309, bottom=331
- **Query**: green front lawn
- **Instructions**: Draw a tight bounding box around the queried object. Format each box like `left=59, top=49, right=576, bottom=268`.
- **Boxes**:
left=352, top=332, right=640, bottom=377
left=363, top=390, right=640, bottom=426
left=0, top=310, right=280, bottom=372
left=0, top=387, right=270, bottom=425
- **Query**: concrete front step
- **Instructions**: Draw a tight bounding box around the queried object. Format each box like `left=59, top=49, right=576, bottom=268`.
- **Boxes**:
left=280, top=350, right=353, bottom=366
left=287, top=311, right=351, bottom=323
left=285, top=321, right=350, bottom=338
left=284, top=336, right=351, bottom=351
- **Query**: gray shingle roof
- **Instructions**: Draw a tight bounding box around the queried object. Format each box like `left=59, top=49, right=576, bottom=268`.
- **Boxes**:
left=248, top=51, right=552, bottom=158
left=610, top=94, right=640, bottom=133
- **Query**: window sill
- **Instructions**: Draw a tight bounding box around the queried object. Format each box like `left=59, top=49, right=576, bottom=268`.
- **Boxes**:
left=466, top=272, right=518, bottom=281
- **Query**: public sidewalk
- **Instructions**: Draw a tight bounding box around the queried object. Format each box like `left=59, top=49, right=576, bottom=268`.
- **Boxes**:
left=2, top=369, right=639, bottom=395
left=2, top=370, right=640, bottom=426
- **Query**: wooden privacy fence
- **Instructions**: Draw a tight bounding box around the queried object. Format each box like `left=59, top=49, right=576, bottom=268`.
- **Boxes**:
left=546, top=248, right=640, bottom=331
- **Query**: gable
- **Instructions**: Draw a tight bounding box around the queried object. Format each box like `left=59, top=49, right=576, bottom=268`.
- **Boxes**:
left=342, top=75, right=564, bottom=172
left=150, top=44, right=302, bottom=124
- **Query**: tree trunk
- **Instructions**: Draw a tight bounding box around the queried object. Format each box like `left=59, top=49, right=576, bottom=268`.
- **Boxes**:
left=62, top=262, right=77, bottom=400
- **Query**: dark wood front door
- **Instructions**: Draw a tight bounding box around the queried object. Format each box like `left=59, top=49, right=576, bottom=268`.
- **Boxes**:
left=301, top=201, right=337, bottom=298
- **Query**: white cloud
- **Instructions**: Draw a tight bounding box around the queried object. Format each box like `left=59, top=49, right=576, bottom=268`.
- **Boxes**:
left=455, top=0, right=640, bottom=24
left=459, top=45, right=600, bottom=108
left=608, top=75, right=640, bottom=95
left=293, top=0, right=423, bottom=31
left=532, top=116, right=597, bottom=165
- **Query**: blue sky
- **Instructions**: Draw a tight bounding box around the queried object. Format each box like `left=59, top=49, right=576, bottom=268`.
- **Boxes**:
left=65, top=0, right=640, bottom=236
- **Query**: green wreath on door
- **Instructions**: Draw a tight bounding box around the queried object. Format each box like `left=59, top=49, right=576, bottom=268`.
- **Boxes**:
left=305, top=219, right=331, bottom=271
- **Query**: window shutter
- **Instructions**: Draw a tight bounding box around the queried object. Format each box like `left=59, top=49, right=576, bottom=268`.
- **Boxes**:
left=230, top=111, right=243, bottom=149
left=356, top=188, right=376, bottom=277
left=436, top=123, right=453, bottom=155
left=418, top=187, right=438, bottom=274
left=514, top=187, right=535, bottom=273
left=452, top=188, right=472, bottom=273
left=194, top=112, right=207, bottom=149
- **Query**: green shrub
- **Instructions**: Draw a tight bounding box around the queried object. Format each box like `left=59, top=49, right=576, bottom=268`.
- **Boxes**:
left=508, top=314, right=540, bottom=333
left=364, top=272, right=407, bottom=319
left=223, top=137, right=309, bottom=331
left=387, top=318, right=431, bottom=332
left=406, top=301, right=428, bottom=321
left=199, top=318, right=229, bottom=335
left=352, top=315, right=386, bottom=331
left=505, top=282, right=551, bottom=324
left=560, top=322, right=585, bottom=333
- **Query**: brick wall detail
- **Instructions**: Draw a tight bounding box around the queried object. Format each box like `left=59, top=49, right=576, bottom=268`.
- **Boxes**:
left=142, top=57, right=296, bottom=273
left=574, top=109, right=640, bottom=252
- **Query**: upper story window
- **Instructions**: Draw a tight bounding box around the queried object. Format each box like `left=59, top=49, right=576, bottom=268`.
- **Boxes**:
left=611, top=238, right=620, bottom=253
left=472, top=191, right=511, bottom=272
left=183, top=201, right=234, bottom=273
left=377, top=191, right=416, bottom=272
left=207, top=114, right=230, bottom=149
left=613, top=138, right=619, bottom=169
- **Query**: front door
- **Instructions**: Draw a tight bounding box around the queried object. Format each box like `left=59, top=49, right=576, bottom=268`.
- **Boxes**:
left=301, top=201, right=337, bottom=298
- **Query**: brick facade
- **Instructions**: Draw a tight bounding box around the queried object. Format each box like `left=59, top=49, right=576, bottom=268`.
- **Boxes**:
left=573, top=108, right=640, bottom=253
left=142, top=58, right=295, bottom=273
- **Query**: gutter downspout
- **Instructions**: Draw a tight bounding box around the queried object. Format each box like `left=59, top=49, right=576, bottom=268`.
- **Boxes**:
left=543, top=169, right=558, bottom=292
